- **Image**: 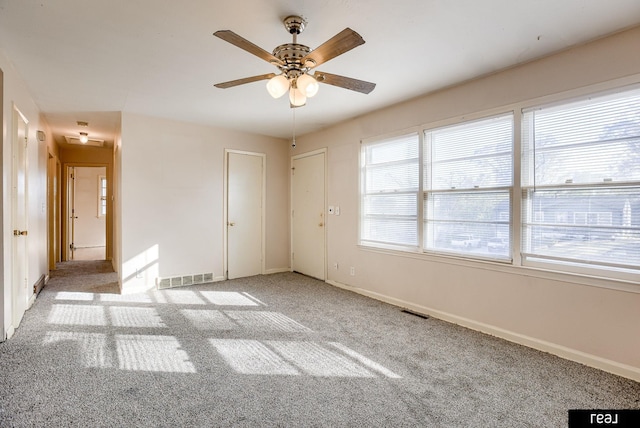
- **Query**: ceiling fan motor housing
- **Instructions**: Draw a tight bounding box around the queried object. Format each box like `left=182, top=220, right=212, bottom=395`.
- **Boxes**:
left=283, top=15, right=307, bottom=34
left=273, top=43, right=311, bottom=74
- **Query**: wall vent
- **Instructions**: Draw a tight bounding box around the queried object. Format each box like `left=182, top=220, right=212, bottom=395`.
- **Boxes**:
left=157, top=272, right=215, bottom=290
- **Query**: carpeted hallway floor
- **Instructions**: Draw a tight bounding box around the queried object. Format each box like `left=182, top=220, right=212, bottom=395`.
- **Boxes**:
left=1, top=261, right=638, bottom=427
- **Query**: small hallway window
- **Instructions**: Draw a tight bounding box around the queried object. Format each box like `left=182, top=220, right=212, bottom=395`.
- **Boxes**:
left=98, top=176, right=107, bottom=217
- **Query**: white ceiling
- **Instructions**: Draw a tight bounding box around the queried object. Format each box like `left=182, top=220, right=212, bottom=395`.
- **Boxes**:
left=1, top=0, right=640, bottom=146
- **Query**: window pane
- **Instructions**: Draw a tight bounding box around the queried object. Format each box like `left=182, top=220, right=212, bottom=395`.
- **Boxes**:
left=431, top=154, right=512, bottom=190
left=424, top=114, right=513, bottom=260
left=362, top=218, right=418, bottom=247
left=425, top=191, right=510, bottom=258
left=367, top=134, right=419, bottom=164
left=365, top=162, right=419, bottom=193
left=427, top=114, right=513, bottom=190
left=364, top=193, right=417, bottom=216
left=361, top=133, right=419, bottom=248
left=523, top=89, right=640, bottom=186
left=523, top=188, right=640, bottom=269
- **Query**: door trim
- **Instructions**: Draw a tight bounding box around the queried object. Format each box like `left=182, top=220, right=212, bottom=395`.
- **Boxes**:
left=61, top=162, right=112, bottom=261
left=223, top=149, right=266, bottom=279
left=290, top=148, right=327, bottom=280
left=11, top=103, right=29, bottom=334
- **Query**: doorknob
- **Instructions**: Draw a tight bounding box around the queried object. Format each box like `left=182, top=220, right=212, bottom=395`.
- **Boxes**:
left=13, top=230, right=27, bottom=236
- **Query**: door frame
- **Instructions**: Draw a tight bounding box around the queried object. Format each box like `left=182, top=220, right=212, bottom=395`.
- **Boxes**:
left=48, top=154, right=62, bottom=270
left=290, top=148, right=327, bottom=280
left=61, top=163, right=111, bottom=261
left=223, top=149, right=266, bottom=279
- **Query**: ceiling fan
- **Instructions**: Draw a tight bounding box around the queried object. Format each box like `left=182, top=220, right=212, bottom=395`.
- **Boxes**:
left=213, top=15, right=375, bottom=107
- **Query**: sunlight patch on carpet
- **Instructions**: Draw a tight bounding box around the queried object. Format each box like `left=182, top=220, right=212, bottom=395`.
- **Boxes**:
left=47, top=304, right=107, bottom=326
left=116, top=334, right=195, bottom=373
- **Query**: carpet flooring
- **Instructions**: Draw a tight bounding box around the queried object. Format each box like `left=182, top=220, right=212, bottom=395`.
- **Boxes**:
left=0, top=261, right=638, bottom=427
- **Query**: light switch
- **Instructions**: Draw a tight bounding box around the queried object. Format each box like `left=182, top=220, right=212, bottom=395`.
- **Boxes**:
left=335, top=206, right=340, bottom=216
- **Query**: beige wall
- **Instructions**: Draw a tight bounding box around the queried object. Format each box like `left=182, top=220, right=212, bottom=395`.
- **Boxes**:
left=119, top=112, right=290, bottom=292
left=295, top=26, right=640, bottom=380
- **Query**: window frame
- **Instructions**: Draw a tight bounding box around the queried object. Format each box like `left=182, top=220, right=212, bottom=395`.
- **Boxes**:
left=98, top=175, right=107, bottom=217
left=422, top=113, right=515, bottom=262
left=520, top=87, right=640, bottom=282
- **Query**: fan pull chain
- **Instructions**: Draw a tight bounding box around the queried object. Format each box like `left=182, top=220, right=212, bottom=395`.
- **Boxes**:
left=291, top=107, right=297, bottom=148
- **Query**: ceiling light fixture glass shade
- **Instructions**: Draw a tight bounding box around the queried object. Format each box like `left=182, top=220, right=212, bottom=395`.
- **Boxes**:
left=79, top=132, right=88, bottom=144
left=266, top=74, right=289, bottom=98
left=289, top=86, right=306, bottom=107
left=297, top=73, right=319, bottom=98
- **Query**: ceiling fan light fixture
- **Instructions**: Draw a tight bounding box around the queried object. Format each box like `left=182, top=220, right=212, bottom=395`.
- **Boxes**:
left=289, top=86, right=306, bottom=106
left=266, top=74, right=289, bottom=98
left=79, top=132, right=89, bottom=144
left=297, top=73, right=319, bottom=98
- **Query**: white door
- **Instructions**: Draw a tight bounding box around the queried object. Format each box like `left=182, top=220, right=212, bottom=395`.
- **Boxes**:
left=291, top=150, right=326, bottom=280
left=227, top=151, right=264, bottom=279
left=12, top=106, right=29, bottom=329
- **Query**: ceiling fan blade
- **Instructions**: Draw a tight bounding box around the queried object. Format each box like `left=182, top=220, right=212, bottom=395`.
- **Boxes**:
left=302, top=28, right=365, bottom=68
left=214, top=73, right=277, bottom=89
left=314, top=71, right=376, bottom=94
left=214, top=30, right=284, bottom=66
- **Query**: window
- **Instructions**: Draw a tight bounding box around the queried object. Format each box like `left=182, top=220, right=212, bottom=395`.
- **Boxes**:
left=98, top=176, right=107, bottom=217
left=522, top=88, right=640, bottom=276
left=359, top=85, right=640, bottom=283
left=424, top=114, right=513, bottom=259
left=360, top=133, right=419, bottom=248
left=360, top=114, right=513, bottom=259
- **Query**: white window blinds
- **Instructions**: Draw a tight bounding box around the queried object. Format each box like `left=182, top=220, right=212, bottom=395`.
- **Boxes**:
left=360, top=133, right=419, bottom=248
left=522, top=88, right=640, bottom=273
left=424, top=114, right=513, bottom=259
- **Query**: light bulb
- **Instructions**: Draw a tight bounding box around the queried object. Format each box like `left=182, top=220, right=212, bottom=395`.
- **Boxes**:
left=266, top=75, right=289, bottom=98
left=289, top=86, right=306, bottom=107
left=297, top=73, right=319, bottom=98
left=79, top=132, right=88, bottom=144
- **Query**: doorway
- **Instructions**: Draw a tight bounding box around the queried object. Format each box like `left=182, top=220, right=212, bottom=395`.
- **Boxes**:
left=66, top=166, right=107, bottom=261
left=225, top=150, right=265, bottom=279
left=12, top=105, right=29, bottom=330
left=291, top=149, right=326, bottom=280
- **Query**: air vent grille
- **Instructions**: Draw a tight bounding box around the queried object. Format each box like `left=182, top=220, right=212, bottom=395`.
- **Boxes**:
left=157, top=272, right=215, bottom=289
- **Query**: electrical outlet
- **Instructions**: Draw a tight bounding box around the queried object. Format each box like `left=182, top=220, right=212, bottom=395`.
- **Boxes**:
left=350, top=266, right=355, bottom=276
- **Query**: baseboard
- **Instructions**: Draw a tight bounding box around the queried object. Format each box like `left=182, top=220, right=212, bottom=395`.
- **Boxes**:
left=265, top=268, right=290, bottom=275
left=6, top=325, right=15, bottom=340
left=326, top=279, right=640, bottom=383
left=33, top=274, right=46, bottom=296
